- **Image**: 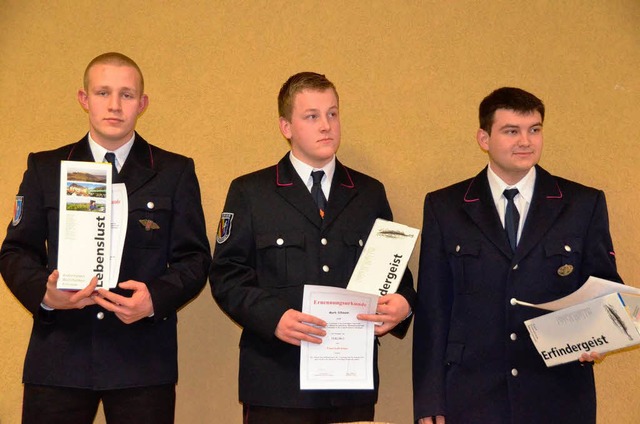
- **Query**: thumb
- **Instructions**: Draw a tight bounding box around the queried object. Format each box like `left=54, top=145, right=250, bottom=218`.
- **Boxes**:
left=117, top=280, right=139, bottom=291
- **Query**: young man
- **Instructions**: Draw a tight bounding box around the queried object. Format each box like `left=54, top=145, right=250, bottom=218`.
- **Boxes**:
left=0, top=52, right=211, bottom=423
left=412, top=87, right=622, bottom=424
left=210, top=72, right=416, bottom=424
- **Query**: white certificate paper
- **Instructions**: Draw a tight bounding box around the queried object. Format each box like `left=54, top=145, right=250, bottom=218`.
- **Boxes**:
left=57, top=161, right=112, bottom=290
left=300, top=285, right=378, bottom=390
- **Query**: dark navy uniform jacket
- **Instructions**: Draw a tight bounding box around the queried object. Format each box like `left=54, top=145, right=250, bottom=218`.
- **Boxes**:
left=210, top=154, right=415, bottom=409
left=0, top=134, right=211, bottom=389
left=413, top=166, right=622, bottom=424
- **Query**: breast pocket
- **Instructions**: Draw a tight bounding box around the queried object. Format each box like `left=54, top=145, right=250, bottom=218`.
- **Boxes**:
left=44, top=192, right=60, bottom=264
left=44, top=191, right=60, bottom=221
left=342, top=231, right=367, bottom=267
left=255, top=231, right=306, bottom=287
left=127, top=196, right=172, bottom=249
left=542, top=237, right=582, bottom=294
left=447, top=240, right=481, bottom=294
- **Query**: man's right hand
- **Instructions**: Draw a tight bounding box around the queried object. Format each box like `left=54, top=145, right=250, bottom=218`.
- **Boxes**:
left=275, top=309, right=327, bottom=346
left=42, top=270, right=98, bottom=310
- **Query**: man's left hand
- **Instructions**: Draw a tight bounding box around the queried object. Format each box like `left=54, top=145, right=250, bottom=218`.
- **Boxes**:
left=94, top=280, right=154, bottom=324
left=357, top=293, right=410, bottom=336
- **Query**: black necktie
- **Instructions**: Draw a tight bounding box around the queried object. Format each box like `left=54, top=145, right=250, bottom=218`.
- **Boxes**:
left=311, top=170, right=327, bottom=218
left=503, top=188, right=520, bottom=252
left=104, top=152, right=119, bottom=182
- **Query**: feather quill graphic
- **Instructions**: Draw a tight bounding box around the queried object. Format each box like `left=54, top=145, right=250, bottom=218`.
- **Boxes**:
left=605, top=304, right=633, bottom=341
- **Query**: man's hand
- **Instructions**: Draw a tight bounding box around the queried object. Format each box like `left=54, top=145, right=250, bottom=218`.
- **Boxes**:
left=579, top=351, right=605, bottom=363
left=275, top=309, right=327, bottom=346
left=357, top=293, right=411, bottom=336
left=94, top=280, right=154, bottom=324
left=42, top=270, right=97, bottom=310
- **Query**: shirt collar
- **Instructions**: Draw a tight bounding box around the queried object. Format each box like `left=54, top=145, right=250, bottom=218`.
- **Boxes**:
left=288, top=151, right=336, bottom=188
left=487, top=165, right=536, bottom=205
left=87, top=133, right=135, bottom=171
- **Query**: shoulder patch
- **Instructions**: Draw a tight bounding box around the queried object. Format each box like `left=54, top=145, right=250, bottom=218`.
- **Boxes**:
left=216, top=212, right=234, bottom=244
left=12, top=196, right=24, bottom=226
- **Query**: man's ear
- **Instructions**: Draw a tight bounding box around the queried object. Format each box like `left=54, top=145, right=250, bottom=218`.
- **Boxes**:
left=138, top=94, right=149, bottom=115
left=476, top=128, right=489, bottom=152
left=279, top=116, right=292, bottom=140
left=77, top=89, right=89, bottom=111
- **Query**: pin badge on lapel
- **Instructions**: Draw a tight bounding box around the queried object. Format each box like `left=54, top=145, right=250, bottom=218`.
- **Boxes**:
left=557, top=264, right=574, bottom=277
left=139, top=219, right=160, bottom=231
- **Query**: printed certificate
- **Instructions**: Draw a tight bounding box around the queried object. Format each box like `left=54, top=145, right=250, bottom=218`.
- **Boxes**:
left=57, top=161, right=112, bottom=290
left=300, top=285, right=378, bottom=390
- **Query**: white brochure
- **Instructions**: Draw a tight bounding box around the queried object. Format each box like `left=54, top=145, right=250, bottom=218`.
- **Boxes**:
left=57, top=161, right=112, bottom=290
left=524, top=292, right=640, bottom=367
left=516, top=277, right=640, bottom=367
left=347, top=218, right=420, bottom=296
left=108, top=183, right=128, bottom=289
left=300, top=285, right=378, bottom=390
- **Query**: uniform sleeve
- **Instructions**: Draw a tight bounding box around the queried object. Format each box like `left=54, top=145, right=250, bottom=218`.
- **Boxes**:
left=209, top=179, right=290, bottom=340
left=413, top=193, right=452, bottom=420
left=146, top=158, right=211, bottom=320
left=579, top=190, right=622, bottom=284
left=0, top=153, right=51, bottom=316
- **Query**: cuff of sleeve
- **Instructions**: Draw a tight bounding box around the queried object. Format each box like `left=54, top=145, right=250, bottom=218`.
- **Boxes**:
left=40, top=302, right=54, bottom=311
left=404, top=308, right=413, bottom=320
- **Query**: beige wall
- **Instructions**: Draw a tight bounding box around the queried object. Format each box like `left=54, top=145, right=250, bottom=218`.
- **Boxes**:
left=1, top=1, right=639, bottom=423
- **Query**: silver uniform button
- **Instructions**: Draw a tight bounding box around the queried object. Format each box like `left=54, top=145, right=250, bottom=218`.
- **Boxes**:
left=358, top=239, right=364, bottom=247
left=510, top=298, right=517, bottom=306
left=322, top=265, right=330, bottom=273
left=511, top=368, right=519, bottom=377
left=97, top=312, right=104, bottom=320
left=321, top=238, right=328, bottom=246
left=276, top=238, right=284, bottom=246
left=564, top=245, right=572, bottom=252
left=455, top=245, right=461, bottom=252
left=147, top=201, right=155, bottom=209
left=513, top=264, right=519, bottom=270
left=510, top=333, right=517, bottom=341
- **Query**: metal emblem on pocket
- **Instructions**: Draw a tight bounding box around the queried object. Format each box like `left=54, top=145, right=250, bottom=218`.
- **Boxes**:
left=139, top=219, right=160, bottom=231
left=557, top=264, right=574, bottom=277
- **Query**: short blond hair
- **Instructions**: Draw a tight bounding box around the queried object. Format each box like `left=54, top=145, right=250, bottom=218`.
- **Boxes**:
left=278, top=72, right=338, bottom=121
left=83, top=52, right=144, bottom=93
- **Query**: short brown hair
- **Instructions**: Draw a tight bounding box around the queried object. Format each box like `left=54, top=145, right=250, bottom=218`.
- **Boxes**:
left=83, top=52, right=144, bottom=93
left=479, top=87, right=544, bottom=133
left=278, top=72, right=338, bottom=120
